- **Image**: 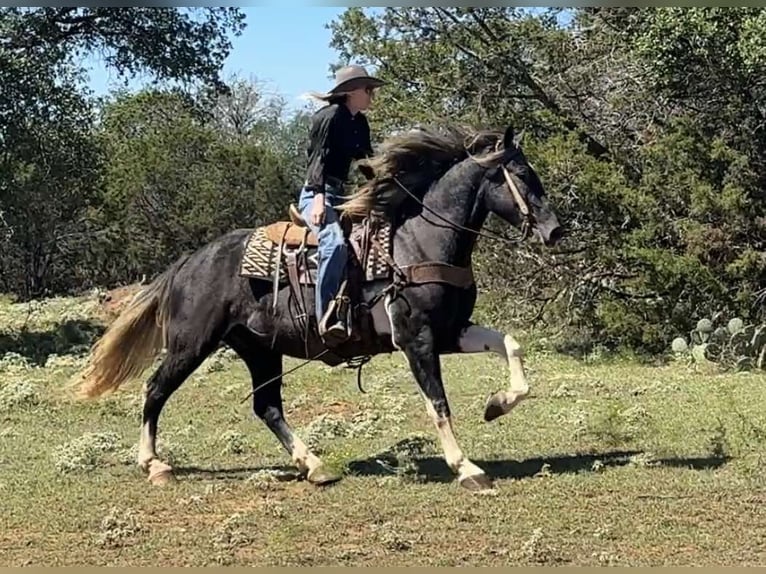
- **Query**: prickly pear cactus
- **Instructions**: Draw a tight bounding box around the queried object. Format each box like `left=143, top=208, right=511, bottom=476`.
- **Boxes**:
left=670, top=314, right=766, bottom=372
left=728, top=317, right=744, bottom=335
left=671, top=337, right=688, bottom=354
left=697, top=318, right=713, bottom=334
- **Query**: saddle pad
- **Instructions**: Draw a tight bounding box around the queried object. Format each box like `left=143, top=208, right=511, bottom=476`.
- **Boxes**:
left=239, top=226, right=289, bottom=283
left=239, top=219, right=393, bottom=285
left=361, top=218, right=392, bottom=281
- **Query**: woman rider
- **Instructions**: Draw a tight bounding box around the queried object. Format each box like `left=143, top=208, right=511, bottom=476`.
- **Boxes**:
left=298, top=64, right=384, bottom=343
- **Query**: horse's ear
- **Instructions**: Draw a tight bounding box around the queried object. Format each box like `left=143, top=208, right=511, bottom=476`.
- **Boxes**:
left=503, top=125, right=515, bottom=149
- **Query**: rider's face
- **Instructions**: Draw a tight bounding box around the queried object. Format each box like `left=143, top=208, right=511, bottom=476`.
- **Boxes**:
left=348, top=85, right=376, bottom=111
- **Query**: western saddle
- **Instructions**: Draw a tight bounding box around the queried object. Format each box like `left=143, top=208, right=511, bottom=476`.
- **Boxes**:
left=244, top=203, right=392, bottom=348
left=239, top=203, right=477, bottom=350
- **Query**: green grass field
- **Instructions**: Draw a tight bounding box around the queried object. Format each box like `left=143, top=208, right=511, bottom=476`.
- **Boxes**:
left=2, top=291, right=766, bottom=566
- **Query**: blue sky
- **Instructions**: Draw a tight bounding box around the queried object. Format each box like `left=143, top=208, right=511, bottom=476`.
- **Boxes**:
left=85, top=7, right=353, bottom=113
left=84, top=7, right=567, bottom=114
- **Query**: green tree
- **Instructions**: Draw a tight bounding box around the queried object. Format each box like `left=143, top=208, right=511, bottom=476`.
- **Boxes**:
left=90, top=86, right=307, bottom=285
left=0, top=7, right=246, bottom=298
left=1, top=8, right=245, bottom=90
left=329, top=7, right=766, bottom=355
left=0, top=52, right=100, bottom=296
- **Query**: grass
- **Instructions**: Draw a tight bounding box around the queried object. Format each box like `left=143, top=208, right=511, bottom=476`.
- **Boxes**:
left=2, top=291, right=766, bottom=565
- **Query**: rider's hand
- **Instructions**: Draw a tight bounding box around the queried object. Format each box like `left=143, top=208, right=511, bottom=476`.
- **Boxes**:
left=310, top=194, right=326, bottom=226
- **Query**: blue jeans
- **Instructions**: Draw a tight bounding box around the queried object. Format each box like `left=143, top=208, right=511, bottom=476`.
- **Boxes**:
left=298, top=186, right=347, bottom=324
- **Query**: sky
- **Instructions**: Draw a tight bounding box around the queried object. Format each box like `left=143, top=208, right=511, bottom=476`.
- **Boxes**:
left=85, top=7, right=354, bottom=113
left=84, top=7, right=567, bottom=114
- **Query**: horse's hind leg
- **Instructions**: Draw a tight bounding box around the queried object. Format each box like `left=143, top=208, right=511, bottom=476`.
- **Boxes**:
left=224, top=326, right=341, bottom=486
left=138, top=332, right=220, bottom=485
left=456, top=323, right=529, bottom=422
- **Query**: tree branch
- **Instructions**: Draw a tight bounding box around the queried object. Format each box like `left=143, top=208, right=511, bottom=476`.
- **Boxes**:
left=467, top=8, right=502, bottom=43
left=427, top=8, right=614, bottom=161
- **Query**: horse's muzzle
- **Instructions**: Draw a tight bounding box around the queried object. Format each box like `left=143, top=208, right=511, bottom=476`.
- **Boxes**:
left=537, top=221, right=565, bottom=247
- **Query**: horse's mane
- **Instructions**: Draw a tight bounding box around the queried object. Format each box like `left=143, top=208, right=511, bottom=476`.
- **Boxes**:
left=340, top=125, right=506, bottom=218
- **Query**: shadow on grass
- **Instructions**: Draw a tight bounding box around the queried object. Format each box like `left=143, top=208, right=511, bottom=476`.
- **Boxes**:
left=346, top=442, right=731, bottom=484
left=174, top=464, right=302, bottom=482
left=171, top=448, right=730, bottom=485
left=0, top=319, right=105, bottom=365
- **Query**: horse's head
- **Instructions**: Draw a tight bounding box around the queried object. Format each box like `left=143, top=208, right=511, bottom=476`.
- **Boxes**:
left=480, top=125, right=563, bottom=247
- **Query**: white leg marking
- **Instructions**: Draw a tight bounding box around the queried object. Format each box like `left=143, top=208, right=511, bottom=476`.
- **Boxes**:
left=137, top=421, right=156, bottom=470
left=290, top=435, right=323, bottom=476
left=458, top=324, right=529, bottom=416
left=137, top=386, right=157, bottom=469
left=421, top=394, right=486, bottom=483
left=137, top=419, right=174, bottom=483
left=137, top=387, right=175, bottom=485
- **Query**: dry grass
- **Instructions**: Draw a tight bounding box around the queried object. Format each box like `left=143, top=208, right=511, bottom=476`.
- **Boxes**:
left=2, top=292, right=766, bottom=565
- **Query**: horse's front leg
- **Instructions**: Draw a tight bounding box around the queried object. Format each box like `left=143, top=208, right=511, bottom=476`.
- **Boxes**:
left=388, top=301, right=493, bottom=492
left=456, top=323, right=529, bottom=422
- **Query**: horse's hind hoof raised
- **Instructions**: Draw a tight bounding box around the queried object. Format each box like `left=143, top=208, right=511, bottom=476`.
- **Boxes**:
left=307, top=465, right=342, bottom=486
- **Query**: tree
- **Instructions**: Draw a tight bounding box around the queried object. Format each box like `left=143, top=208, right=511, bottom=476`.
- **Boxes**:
left=0, top=41, right=100, bottom=296
left=90, top=86, right=307, bottom=286
left=1, top=8, right=245, bottom=91
left=328, top=7, right=766, bottom=354
left=0, top=7, right=246, bottom=297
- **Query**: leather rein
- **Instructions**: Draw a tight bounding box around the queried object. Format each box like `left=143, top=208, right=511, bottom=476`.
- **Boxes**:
left=392, top=166, right=533, bottom=246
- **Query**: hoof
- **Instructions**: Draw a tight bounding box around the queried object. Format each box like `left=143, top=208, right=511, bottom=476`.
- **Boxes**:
left=147, top=460, right=176, bottom=486
left=484, top=394, right=506, bottom=422
left=459, top=473, right=494, bottom=493
left=149, top=470, right=176, bottom=486
left=307, top=465, right=343, bottom=486
left=484, top=390, right=527, bottom=422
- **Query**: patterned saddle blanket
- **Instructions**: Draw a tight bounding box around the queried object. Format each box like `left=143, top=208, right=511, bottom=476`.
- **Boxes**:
left=238, top=207, right=392, bottom=286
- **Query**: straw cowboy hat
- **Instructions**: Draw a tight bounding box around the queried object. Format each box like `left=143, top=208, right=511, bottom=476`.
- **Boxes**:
left=320, top=64, right=385, bottom=97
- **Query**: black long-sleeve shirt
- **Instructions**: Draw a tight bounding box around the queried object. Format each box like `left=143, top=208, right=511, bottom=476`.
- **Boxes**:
left=304, top=103, right=373, bottom=194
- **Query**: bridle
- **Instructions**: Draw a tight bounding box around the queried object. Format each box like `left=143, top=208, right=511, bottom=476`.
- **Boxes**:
left=500, top=163, right=533, bottom=240
left=390, top=149, right=536, bottom=245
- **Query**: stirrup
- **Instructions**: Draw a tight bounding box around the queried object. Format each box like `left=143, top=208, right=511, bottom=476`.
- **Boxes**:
left=318, top=284, right=352, bottom=345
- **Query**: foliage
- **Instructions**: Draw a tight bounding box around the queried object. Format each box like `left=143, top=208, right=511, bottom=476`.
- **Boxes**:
left=87, top=85, right=308, bottom=286
left=1, top=8, right=245, bottom=90
left=329, top=7, right=766, bottom=355
left=0, top=63, right=101, bottom=296
left=1, top=73, right=309, bottom=294
left=0, top=8, right=250, bottom=297
left=671, top=313, right=766, bottom=372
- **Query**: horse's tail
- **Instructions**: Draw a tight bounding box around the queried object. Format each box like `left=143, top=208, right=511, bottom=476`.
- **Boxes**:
left=74, top=255, right=189, bottom=400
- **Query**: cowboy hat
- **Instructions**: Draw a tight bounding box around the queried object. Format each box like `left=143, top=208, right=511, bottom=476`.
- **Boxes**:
left=324, top=64, right=385, bottom=96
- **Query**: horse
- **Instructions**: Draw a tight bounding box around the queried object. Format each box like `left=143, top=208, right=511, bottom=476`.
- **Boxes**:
left=73, top=123, right=563, bottom=493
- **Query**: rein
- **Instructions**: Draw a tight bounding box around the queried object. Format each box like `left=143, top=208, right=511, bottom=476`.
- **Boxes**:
left=240, top=348, right=331, bottom=405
